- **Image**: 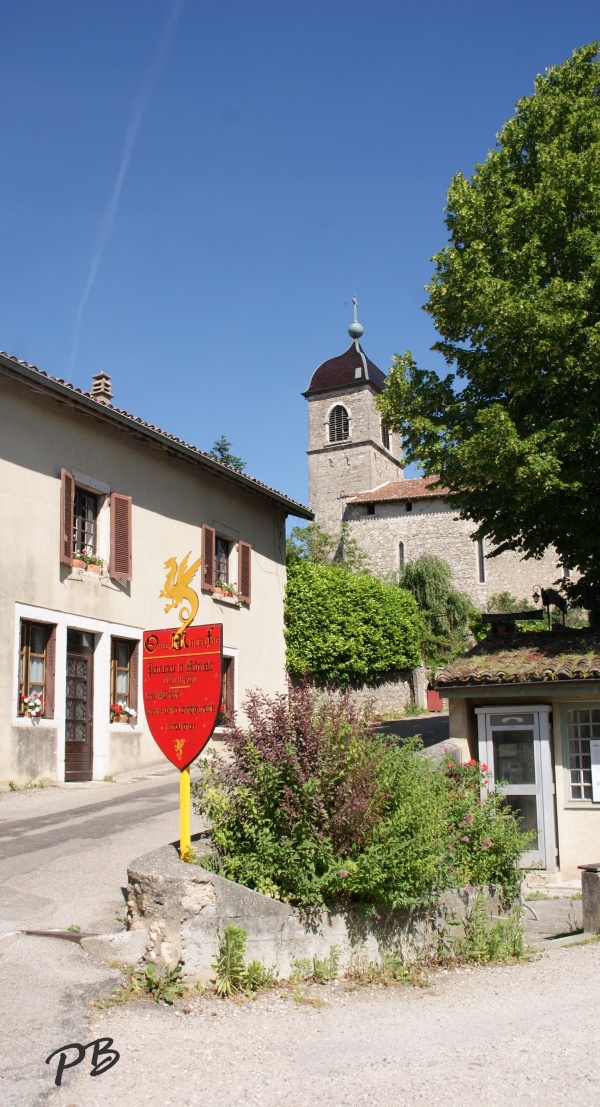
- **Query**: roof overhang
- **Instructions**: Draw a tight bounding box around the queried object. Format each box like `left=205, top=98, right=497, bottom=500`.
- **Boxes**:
left=0, top=352, right=313, bottom=521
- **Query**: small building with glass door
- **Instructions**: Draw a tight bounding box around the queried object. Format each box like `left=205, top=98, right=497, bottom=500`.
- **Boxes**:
left=435, top=631, right=600, bottom=877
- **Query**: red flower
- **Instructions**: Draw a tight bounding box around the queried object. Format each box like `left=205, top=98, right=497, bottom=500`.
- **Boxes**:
left=481, top=763, right=489, bottom=772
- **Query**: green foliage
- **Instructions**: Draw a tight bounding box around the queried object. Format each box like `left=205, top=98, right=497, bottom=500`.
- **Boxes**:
left=132, top=962, right=186, bottom=1004
left=399, top=555, right=477, bottom=664
left=213, top=925, right=249, bottom=996
left=287, top=521, right=369, bottom=572
left=285, top=559, right=422, bottom=686
left=208, top=434, right=246, bottom=472
left=445, top=758, right=533, bottom=902
left=212, top=924, right=276, bottom=995
left=457, top=894, right=527, bottom=963
left=193, top=688, right=528, bottom=915
left=377, top=44, right=600, bottom=601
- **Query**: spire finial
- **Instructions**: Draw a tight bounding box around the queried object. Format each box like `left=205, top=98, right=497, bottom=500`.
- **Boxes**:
left=348, top=296, right=364, bottom=340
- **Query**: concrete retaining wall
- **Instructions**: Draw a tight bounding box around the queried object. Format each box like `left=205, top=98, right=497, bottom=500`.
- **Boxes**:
left=126, top=844, right=503, bottom=982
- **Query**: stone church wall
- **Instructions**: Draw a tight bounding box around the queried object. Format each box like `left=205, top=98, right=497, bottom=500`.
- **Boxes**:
left=344, top=498, right=562, bottom=608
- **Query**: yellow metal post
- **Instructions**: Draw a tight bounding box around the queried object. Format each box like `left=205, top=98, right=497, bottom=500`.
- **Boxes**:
left=179, top=765, right=191, bottom=861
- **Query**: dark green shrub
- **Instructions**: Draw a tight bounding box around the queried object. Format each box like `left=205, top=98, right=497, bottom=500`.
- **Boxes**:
left=285, top=560, right=422, bottom=687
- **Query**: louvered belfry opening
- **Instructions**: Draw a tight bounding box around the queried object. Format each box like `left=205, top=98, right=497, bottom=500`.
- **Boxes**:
left=329, top=404, right=349, bottom=443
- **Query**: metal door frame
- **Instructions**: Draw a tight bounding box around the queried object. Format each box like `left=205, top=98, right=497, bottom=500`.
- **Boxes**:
left=475, top=705, right=557, bottom=873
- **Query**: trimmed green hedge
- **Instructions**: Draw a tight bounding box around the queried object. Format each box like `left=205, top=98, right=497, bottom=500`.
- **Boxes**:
left=285, top=561, right=422, bottom=686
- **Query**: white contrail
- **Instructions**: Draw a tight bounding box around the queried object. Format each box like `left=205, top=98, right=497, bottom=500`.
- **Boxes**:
left=69, top=0, right=186, bottom=374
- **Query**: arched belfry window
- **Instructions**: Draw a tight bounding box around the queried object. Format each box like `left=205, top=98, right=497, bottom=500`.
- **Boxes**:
left=329, top=404, right=350, bottom=443
left=381, top=424, right=390, bottom=450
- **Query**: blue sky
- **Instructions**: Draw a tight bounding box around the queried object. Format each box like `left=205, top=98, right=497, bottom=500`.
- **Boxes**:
left=2, top=1, right=598, bottom=509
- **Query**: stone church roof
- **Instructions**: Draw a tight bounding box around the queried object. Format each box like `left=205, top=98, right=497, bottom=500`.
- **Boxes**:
left=304, top=341, right=387, bottom=396
left=436, top=630, right=600, bottom=688
left=348, top=476, right=448, bottom=504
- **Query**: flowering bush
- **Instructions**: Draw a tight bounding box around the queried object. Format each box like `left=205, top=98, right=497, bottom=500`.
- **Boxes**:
left=21, top=693, right=45, bottom=717
left=444, top=757, right=532, bottom=901
left=192, top=687, right=529, bottom=912
left=110, top=703, right=137, bottom=723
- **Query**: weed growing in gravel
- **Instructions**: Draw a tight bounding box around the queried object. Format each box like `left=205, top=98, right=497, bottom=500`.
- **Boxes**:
left=67, top=924, right=81, bottom=933
left=24, top=779, right=44, bottom=789
left=8, top=780, right=17, bottom=791
left=289, top=947, right=340, bottom=984
left=213, top=925, right=277, bottom=997
left=456, top=894, right=528, bottom=963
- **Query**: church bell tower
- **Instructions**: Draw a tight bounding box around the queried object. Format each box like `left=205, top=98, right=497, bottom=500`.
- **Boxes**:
left=303, top=303, right=403, bottom=533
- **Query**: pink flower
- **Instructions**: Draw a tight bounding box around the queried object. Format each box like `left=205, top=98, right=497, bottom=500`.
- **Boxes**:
left=461, top=835, right=470, bottom=843
left=338, top=869, right=349, bottom=878
left=463, top=812, right=474, bottom=824
left=481, top=838, right=492, bottom=851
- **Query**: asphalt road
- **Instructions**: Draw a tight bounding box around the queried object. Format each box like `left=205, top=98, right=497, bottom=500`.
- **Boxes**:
left=377, top=712, right=449, bottom=748
left=0, top=763, right=205, bottom=1106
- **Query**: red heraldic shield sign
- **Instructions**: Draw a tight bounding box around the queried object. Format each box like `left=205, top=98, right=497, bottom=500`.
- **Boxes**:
left=142, top=624, right=223, bottom=769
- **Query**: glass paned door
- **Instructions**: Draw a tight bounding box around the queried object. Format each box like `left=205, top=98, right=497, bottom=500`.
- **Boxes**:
left=477, top=709, right=556, bottom=870
left=65, top=630, right=94, bottom=781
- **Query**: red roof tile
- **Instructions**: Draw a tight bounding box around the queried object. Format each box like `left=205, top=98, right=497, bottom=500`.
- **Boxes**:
left=348, top=476, right=449, bottom=504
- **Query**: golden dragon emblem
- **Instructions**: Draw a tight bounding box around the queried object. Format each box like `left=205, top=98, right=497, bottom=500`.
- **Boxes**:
left=159, top=551, right=202, bottom=632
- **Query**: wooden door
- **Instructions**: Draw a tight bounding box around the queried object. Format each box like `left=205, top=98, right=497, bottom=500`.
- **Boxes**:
left=65, top=630, right=94, bottom=781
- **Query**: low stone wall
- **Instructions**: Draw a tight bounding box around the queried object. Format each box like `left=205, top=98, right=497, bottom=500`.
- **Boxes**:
left=126, top=844, right=503, bottom=982
left=289, top=665, right=428, bottom=716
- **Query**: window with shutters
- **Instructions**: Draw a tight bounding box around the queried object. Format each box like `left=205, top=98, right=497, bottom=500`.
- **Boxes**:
left=203, top=525, right=252, bottom=604
left=19, top=621, right=56, bottom=718
left=110, top=638, right=139, bottom=720
left=60, top=469, right=132, bottom=579
left=328, top=405, right=350, bottom=443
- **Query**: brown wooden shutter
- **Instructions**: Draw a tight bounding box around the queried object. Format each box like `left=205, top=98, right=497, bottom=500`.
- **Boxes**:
left=238, top=541, right=252, bottom=603
left=60, top=469, right=74, bottom=565
left=110, top=493, right=132, bottom=580
left=44, top=625, right=56, bottom=719
left=202, top=524, right=216, bottom=591
left=129, top=640, right=139, bottom=714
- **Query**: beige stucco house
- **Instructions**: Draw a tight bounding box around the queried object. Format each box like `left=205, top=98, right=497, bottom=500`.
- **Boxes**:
left=0, top=351, right=311, bottom=785
left=305, top=324, right=562, bottom=607
left=435, top=630, right=600, bottom=876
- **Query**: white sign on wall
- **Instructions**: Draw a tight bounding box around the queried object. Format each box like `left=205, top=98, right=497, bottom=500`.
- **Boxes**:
left=591, top=740, right=600, bottom=804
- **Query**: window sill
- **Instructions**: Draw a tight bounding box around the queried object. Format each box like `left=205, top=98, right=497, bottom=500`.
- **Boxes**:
left=564, top=800, right=600, bottom=809
left=109, top=722, right=142, bottom=732
left=14, top=716, right=55, bottom=726
left=67, top=567, right=109, bottom=581
left=211, top=593, right=240, bottom=607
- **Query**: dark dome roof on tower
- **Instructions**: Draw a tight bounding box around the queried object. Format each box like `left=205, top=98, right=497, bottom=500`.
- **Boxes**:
left=303, top=341, right=387, bottom=396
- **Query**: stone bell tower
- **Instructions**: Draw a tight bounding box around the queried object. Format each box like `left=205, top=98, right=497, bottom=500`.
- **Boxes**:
left=303, top=303, right=403, bottom=533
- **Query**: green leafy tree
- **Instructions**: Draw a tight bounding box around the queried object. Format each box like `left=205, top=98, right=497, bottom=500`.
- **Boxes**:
left=287, top=521, right=369, bottom=572
left=286, top=560, right=422, bottom=686
left=208, top=435, right=246, bottom=472
left=378, top=44, right=600, bottom=606
left=399, top=555, right=477, bottom=664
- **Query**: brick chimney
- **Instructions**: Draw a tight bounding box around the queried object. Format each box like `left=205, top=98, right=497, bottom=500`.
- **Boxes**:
left=91, top=371, right=113, bottom=405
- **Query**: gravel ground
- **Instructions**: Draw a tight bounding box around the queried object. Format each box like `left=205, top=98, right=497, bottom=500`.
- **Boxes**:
left=49, top=941, right=600, bottom=1107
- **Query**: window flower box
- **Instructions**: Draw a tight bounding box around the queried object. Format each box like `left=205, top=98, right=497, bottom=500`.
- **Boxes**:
left=110, top=702, right=137, bottom=724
